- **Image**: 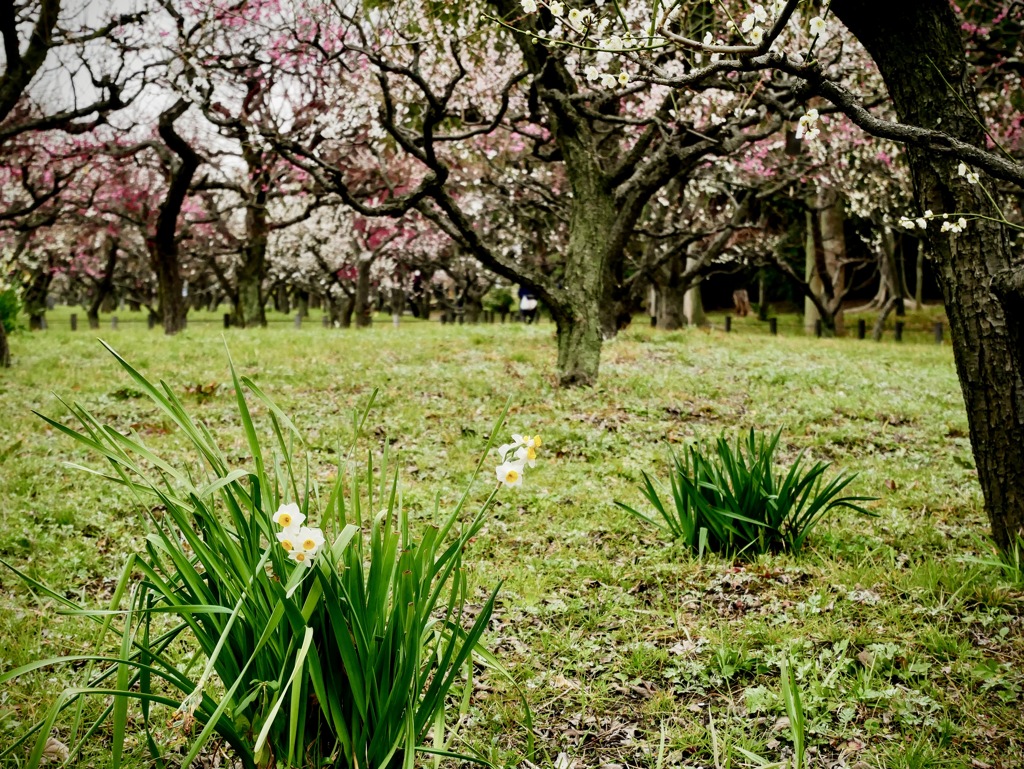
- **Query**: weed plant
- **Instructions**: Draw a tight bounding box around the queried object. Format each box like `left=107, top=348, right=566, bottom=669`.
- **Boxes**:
left=617, top=429, right=875, bottom=558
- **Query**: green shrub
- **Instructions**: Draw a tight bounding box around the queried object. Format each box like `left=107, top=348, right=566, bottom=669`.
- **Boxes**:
left=0, top=288, right=20, bottom=333
left=483, top=287, right=514, bottom=314
left=1, top=344, right=533, bottom=769
left=616, top=429, right=874, bottom=558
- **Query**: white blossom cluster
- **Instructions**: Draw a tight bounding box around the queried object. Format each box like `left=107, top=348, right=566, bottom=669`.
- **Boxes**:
left=494, top=433, right=543, bottom=489
left=272, top=503, right=325, bottom=568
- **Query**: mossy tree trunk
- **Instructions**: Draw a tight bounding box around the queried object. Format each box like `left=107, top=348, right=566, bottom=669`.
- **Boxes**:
left=834, top=0, right=1024, bottom=548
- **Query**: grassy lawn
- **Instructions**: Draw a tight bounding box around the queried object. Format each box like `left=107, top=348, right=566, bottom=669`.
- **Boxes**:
left=1, top=312, right=1021, bottom=768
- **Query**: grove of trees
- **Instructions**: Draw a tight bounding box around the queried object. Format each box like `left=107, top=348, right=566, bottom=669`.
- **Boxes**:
left=2, top=0, right=1022, bottom=546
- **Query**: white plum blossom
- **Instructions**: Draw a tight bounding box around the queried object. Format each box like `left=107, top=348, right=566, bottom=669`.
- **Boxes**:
left=749, top=26, right=765, bottom=45
left=959, top=163, right=980, bottom=184
left=584, top=65, right=601, bottom=82
left=521, top=0, right=538, bottom=12
left=752, top=4, right=768, bottom=23
left=794, top=108, right=820, bottom=141
left=600, top=72, right=617, bottom=88
left=941, top=217, right=969, bottom=234
left=567, top=7, right=591, bottom=27
left=617, top=71, right=630, bottom=86
left=809, top=16, right=827, bottom=36
left=548, top=0, right=564, bottom=17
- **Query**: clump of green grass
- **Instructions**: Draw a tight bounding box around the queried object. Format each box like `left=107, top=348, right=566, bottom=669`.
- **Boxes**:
left=617, top=429, right=875, bottom=557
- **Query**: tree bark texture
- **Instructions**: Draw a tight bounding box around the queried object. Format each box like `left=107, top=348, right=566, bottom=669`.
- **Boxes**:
left=834, top=0, right=1024, bottom=547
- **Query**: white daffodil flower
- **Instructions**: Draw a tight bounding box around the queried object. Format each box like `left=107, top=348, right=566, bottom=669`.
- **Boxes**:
left=496, top=460, right=526, bottom=488
left=297, top=526, right=326, bottom=554
left=276, top=528, right=300, bottom=553
left=273, top=502, right=305, bottom=530
left=288, top=549, right=315, bottom=568
left=515, top=445, right=538, bottom=468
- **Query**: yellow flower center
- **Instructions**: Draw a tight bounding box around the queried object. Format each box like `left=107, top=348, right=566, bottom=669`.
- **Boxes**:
left=533, top=435, right=542, bottom=447
left=278, top=514, right=293, bottom=527
left=303, top=538, right=317, bottom=551
left=280, top=539, right=294, bottom=552
left=506, top=469, right=519, bottom=483
left=294, top=552, right=306, bottom=562
left=526, top=447, right=536, bottom=461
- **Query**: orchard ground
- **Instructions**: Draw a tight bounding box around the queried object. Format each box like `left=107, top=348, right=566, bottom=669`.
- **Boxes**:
left=0, top=311, right=1021, bottom=769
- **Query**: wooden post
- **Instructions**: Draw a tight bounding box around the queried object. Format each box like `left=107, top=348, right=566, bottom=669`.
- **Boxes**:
left=70, top=314, right=77, bottom=331
left=934, top=322, right=943, bottom=344
left=724, top=316, right=731, bottom=333
left=111, top=316, right=119, bottom=330
left=223, top=314, right=231, bottom=329
left=148, top=313, right=156, bottom=329
left=769, top=317, right=778, bottom=336
left=895, top=321, right=904, bottom=342
left=857, top=319, right=866, bottom=339
left=814, top=319, right=823, bottom=338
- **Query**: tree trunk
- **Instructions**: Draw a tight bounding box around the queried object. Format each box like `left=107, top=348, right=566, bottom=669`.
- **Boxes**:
left=654, top=252, right=687, bottom=330
left=683, top=257, right=705, bottom=326
left=552, top=186, right=618, bottom=386
left=819, top=192, right=846, bottom=335
left=757, top=272, right=769, bottom=320
left=834, top=0, right=1024, bottom=548
left=88, top=236, right=119, bottom=330
left=803, top=208, right=823, bottom=333
left=915, top=240, right=925, bottom=309
left=23, top=269, right=52, bottom=331
left=0, top=317, right=10, bottom=367
left=235, top=175, right=270, bottom=327
left=153, top=101, right=200, bottom=335
left=354, top=259, right=372, bottom=328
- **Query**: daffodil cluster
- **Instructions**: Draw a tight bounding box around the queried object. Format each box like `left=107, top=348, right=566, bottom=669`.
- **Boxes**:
left=272, top=502, right=325, bottom=568
left=494, top=433, right=543, bottom=489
